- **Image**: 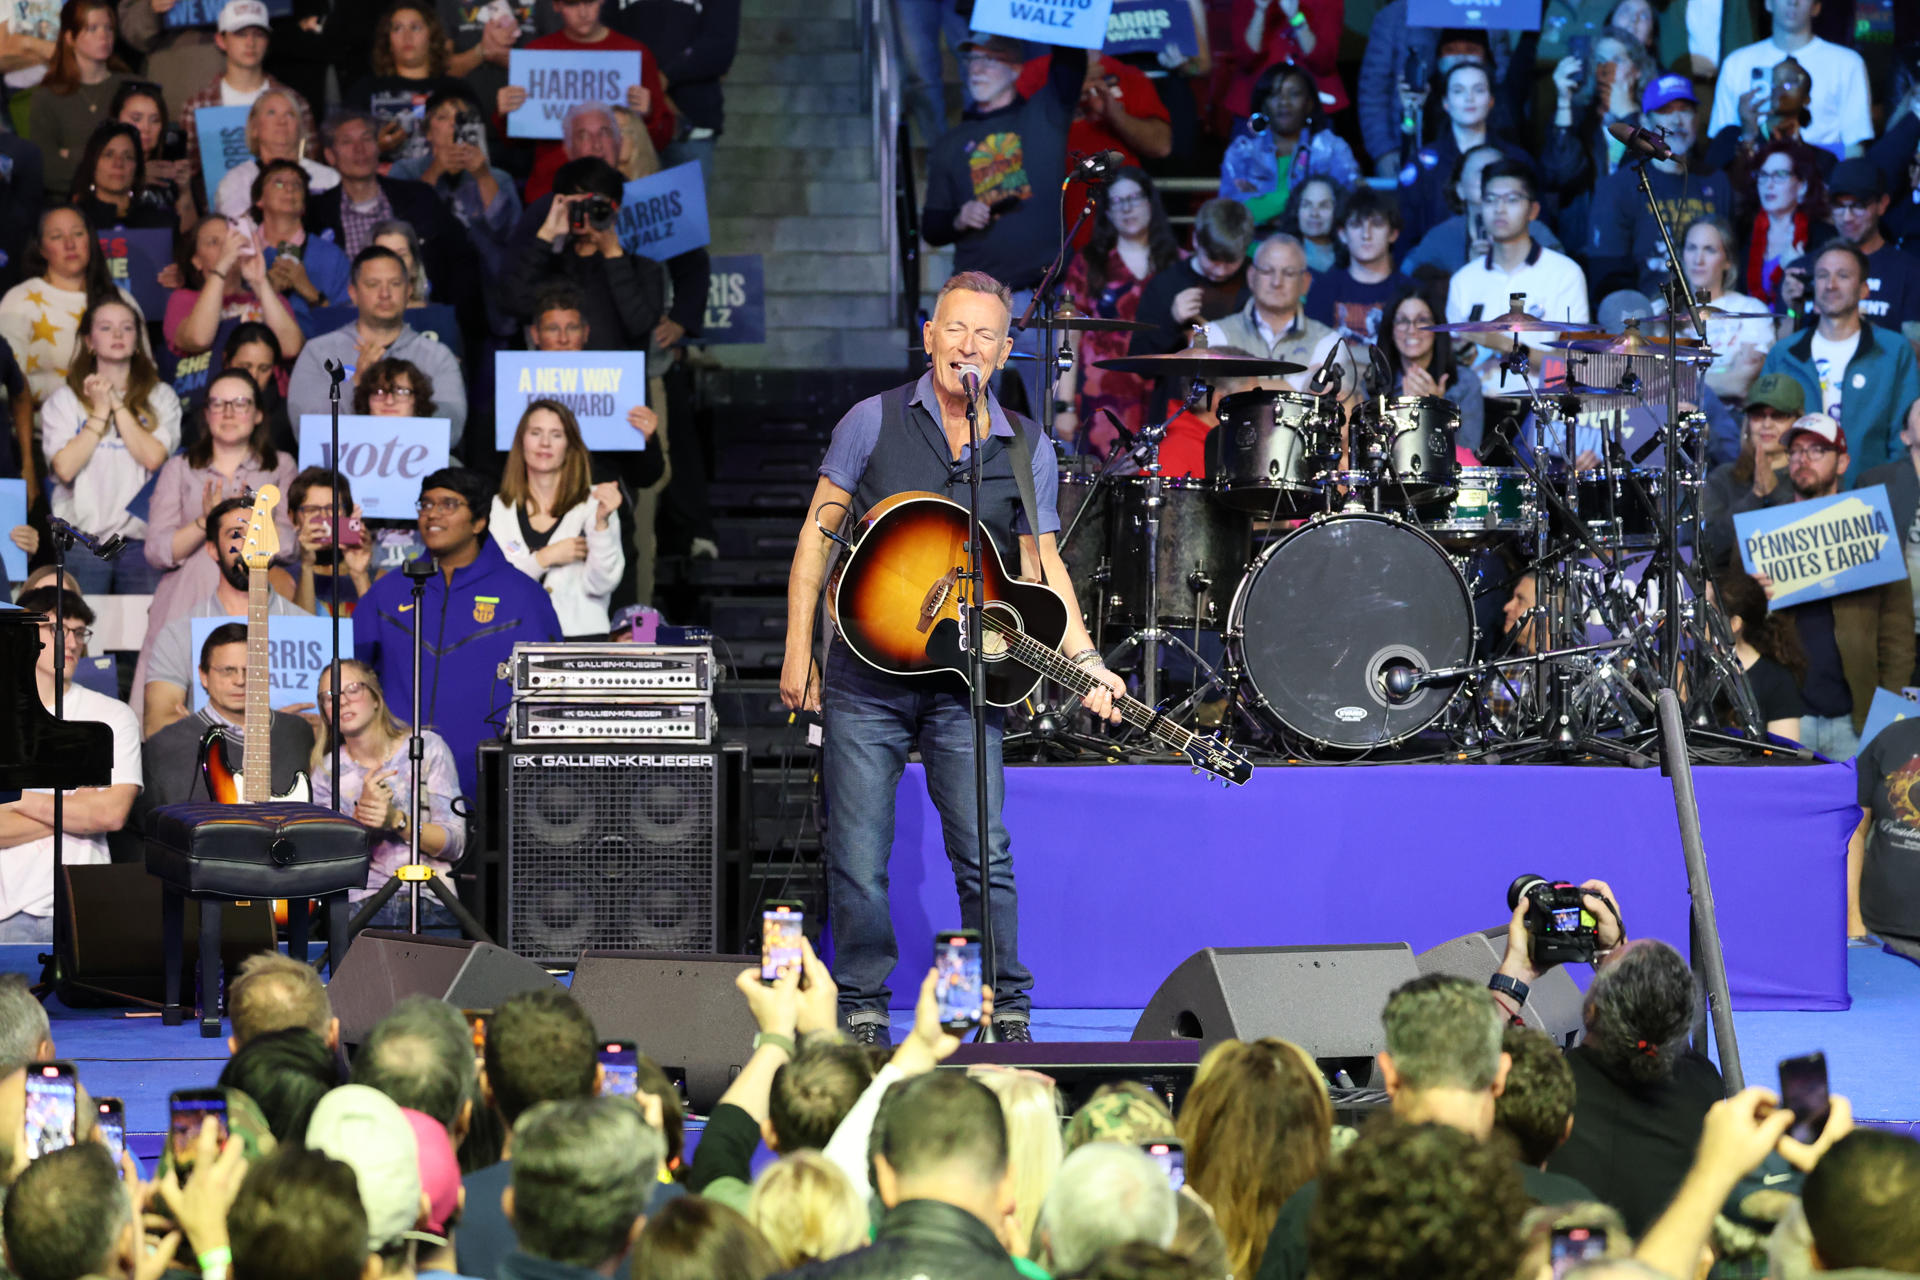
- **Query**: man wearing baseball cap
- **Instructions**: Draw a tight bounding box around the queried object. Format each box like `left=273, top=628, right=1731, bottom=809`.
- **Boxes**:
left=1830, top=158, right=1920, bottom=345
left=177, top=0, right=317, bottom=196
left=1586, top=73, right=1730, bottom=299
left=1764, top=412, right=1914, bottom=759
left=1702, top=372, right=1803, bottom=567
left=306, top=1085, right=438, bottom=1278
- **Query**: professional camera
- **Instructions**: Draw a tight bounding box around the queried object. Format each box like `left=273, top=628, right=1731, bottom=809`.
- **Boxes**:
left=569, top=194, right=616, bottom=233
left=1507, top=874, right=1599, bottom=967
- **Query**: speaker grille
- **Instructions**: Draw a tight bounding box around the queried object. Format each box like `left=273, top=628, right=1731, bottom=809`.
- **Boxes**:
left=506, top=748, right=720, bottom=964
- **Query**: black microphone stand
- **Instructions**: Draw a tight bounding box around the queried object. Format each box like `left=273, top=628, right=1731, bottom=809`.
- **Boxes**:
left=960, top=371, right=997, bottom=1044
left=324, top=357, right=346, bottom=815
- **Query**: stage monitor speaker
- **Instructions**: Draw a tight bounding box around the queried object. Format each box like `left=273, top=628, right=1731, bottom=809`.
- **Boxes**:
left=506, top=745, right=724, bottom=964
left=1131, top=944, right=1421, bottom=1075
left=571, top=951, right=759, bottom=1112
left=943, top=1041, right=1204, bottom=1114
left=1416, top=927, right=1585, bottom=1044
left=59, top=864, right=276, bottom=1006
left=328, top=931, right=564, bottom=1044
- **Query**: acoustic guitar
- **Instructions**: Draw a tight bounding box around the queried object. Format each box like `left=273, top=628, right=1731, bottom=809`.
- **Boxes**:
left=829, top=491, right=1253, bottom=785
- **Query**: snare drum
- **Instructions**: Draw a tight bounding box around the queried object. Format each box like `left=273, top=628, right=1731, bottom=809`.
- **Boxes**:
left=1215, top=388, right=1335, bottom=517
left=1563, top=469, right=1661, bottom=549
left=1107, top=477, right=1252, bottom=630
left=1365, top=396, right=1459, bottom=505
left=1420, top=467, right=1532, bottom=548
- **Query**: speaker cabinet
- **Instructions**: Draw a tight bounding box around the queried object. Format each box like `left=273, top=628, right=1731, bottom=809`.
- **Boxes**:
left=59, top=864, right=275, bottom=1006
left=570, top=951, right=759, bottom=1112
left=1131, top=944, right=1422, bottom=1078
left=328, top=931, right=563, bottom=1044
left=506, top=746, right=724, bottom=963
left=1416, top=927, right=1585, bottom=1044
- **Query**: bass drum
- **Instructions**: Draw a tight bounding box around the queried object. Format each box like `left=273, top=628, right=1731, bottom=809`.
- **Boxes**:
left=1227, top=513, right=1474, bottom=749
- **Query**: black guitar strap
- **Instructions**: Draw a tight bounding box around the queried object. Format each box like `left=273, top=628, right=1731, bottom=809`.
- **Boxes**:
left=1004, top=415, right=1044, bottom=583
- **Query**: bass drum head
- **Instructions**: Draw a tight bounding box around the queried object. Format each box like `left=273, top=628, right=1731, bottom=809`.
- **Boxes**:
left=1229, top=513, right=1474, bottom=749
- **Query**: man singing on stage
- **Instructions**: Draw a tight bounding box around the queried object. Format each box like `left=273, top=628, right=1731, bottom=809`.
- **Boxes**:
left=779, top=271, right=1124, bottom=1044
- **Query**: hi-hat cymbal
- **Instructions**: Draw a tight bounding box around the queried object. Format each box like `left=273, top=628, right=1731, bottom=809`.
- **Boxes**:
left=1427, top=314, right=1593, bottom=335
left=1096, top=350, right=1306, bottom=377
left=1043, top=315, right=1156, bottom=333
left=1540, top=379, right=1643, bottom=403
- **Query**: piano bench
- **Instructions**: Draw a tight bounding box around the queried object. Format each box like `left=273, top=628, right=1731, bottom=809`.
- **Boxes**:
left=146, top=802, right=371, bottom=1037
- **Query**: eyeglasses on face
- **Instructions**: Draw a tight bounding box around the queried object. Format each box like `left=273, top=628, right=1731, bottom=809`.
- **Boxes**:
left=39, top=623, right=92, bottom=645
left=1787, top=442, right=1836, bottom=459
left=204, top=664, right=246, bottom=680
left=207, top=396, right=256, bottom=414
left=1108, top=194, right=1147, bottom=212
left=416, top=496, right=467, bottom=514
left=296, top=503, right=336, bottom=519
left=370, top=385, right=416, bottom=400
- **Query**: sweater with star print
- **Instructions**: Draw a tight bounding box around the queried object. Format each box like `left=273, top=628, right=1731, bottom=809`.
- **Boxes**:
left=0, top=278, right=144, bottom=406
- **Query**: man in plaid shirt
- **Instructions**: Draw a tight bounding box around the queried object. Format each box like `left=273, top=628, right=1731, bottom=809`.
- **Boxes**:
left=178, top=0, right=317, bottom=200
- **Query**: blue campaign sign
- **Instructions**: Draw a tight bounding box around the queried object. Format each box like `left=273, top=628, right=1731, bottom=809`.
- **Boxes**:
left=507, top=49, right=642, bottom=140
left=189, top=615, right=354, bottom=712
left=970, top=0, right=1117, bottom=51
left=0, top=479, right=24, bottom=583
left=195, top=106, right=254, bottom=209
left=1734, top=483, right=1906, bottom=609
left=615, top=161, right=710, bottom=261
left=1860, top=688, right=1920, bottom=753
left=165, top=0, right=289, bottom=26
left=297, top=304, right=465, bottom=361
left=95, top=228, right=171, bottom=320
left=1407, top=0, right=1540, bottom=30
left=298, top=415, right=450, bottom=520
left=71, top=655, right=118, bottom=699
left=1104, top=0, right=1196, bottom=56
left=155, top=318, right=238, bottom=410
left=702, top=254, right=765, bottom=345
left=494, top=350, right=649, bottom=452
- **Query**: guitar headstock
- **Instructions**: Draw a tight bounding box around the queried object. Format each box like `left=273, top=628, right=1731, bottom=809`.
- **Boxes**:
left=1185, top=735, right=1254, bottom=786
left=242, top=485, right=281, bottom=570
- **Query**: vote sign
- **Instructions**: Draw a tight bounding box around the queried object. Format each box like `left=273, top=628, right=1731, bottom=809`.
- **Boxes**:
left=970, top=0, right=1116, bottom=49
left=702, top=255, right=765, bottom=345
left=507, top=49, right=643, bottom=140
left=189, top=615, right=354, bottom=712
left=1407, top=0, right=1540, bottom=30
left=1733, top=484, right=1906, bottom=609
left=0, top=479, right=24, bottom=583
left=298, top=415, right=451, bottom=519
left=615, top=161, right=710, bottom=261
left=164, top=0, right=290, bottom=27
left=494, top=351, right=649, bottom=452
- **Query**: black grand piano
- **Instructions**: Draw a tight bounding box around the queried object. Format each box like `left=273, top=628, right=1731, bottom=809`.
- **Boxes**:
left=0, top=606, right=111, bottom=792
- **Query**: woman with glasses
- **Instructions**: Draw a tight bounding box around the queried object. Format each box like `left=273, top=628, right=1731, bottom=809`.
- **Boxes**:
left=218, top=321, right=294, bottom=456
left=287, top=465, right=373, bottom=617
left=143, top=366, right=296, bottom=603
left=313, top=659, right=464, bottom=932
left=212, top=88, right=340, bottom=220
left=1057, top=167, right=1182, bottom=454
left=112, top=80, right=195, bottom=234
left=163, top=213, right=306, bottom=359
left=491, top=399, right=626, bottom=638
left=241, top=158, right=351, bottom=323
left=71, top=120, right=176, bottom=236
left=22, top=0, right=130, bottom=203
left=1737, top=139, right=1831, bottom=312
left=38, top=297, right=179, bottom=594
left=352, top=357, right=438, bottom=573
left=1381, top=284, right=1483, bottom=457
left=1219, top=62, right=1359, bottom=232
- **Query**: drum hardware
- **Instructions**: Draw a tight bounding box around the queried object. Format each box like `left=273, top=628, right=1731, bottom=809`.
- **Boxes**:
left=1095, top=352, right=1309, bottom=379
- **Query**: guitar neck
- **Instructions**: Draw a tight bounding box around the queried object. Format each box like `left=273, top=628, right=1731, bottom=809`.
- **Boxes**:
left=242, top=566, right=272, bottom=803
left=989, top=620, right=1201, bottom=757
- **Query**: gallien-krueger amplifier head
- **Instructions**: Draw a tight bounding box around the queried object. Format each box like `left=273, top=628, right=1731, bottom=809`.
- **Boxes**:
left=507, top=644, right=714, bottom=696
left=511, top=699, right=713, bottom=743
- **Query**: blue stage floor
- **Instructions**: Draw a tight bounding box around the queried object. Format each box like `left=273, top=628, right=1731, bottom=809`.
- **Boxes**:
left=17, top=945, right=1918, bottom=1152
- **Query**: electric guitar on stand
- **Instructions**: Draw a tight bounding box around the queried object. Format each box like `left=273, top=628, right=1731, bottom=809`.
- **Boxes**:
left=197, top=485, right=312, bottom=806
left=828, top=491, right=1253, bottom=785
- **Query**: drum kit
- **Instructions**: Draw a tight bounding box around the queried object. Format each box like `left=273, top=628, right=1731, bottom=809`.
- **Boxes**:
left=1008, top=294, right=1771, bottom=765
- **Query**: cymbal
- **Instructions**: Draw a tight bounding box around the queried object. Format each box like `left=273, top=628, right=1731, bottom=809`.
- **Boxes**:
left=1547, top=331, right=1713, bottom=361
left=1427, top=314, right=1593, bottom=335
left=1044, top=315, right=1157, bottom=333
left=1540, top=379, right=1643, bottom=403
left=1096, top=350, right=1306, bottom=377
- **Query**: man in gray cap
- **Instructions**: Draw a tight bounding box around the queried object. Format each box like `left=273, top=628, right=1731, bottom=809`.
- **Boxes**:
left=305, top=1085, right=433, bottom=1280
left=1702, top=371, right=1804, bottom=568
left=1829, top=157, right=1920, bottom=353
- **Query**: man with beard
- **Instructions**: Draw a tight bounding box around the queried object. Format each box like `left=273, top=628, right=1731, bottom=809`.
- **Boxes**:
left=1759, top=413, right=1913, bottom=760
left=143, top=497, right=316, bottom=738
left=1585, top=74, right=1731, bottom=300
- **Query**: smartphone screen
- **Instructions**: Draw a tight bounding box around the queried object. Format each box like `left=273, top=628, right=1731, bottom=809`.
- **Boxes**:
left=598, top=1042, right=638, bottom=1097
left=1779, top=1051, right=1831, bottom=1145
left=1142, top=1141, right=1186, bottom=1190
left=95, top=1099, right=126, bottom=1172
left=1568, top=35, right=1591, bottom=86
left=168, top=1090, right=229, bottom=1179
left=934, top=932, right=984, bottom=1028
left=1551, top=1227, right=1607, bottom=1280
left=23, top=1063, right=77, bottom=1161
left=761, top=902, right=804, bottom=982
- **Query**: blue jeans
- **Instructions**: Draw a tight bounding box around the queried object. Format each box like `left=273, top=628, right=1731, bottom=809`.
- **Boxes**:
left=896, top=0, right=972, bottom=148
left=1800, top=713, right=1861, bottom=760
left=363, top=891, right=459, bottom=935
left=63, top=537, right=160, bottom=595
left=0, top=912, right=50, bottom=943
left=821, top=642, right=1031, bottom=1022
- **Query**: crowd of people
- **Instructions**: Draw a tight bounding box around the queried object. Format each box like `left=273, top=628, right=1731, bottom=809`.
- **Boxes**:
left=0, top=880, right=1900, bottom=1280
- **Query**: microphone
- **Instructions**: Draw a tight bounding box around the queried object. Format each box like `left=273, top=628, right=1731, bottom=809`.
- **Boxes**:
left=1607, top=120, right=1674, bottom=162
left=958, top=363, right=984, bottom=402
left=1067, top=150, right=1126, bottom=187
left=1307, top=347, right=1345, bottom=396
left=323, top=357, right=347, bottom=385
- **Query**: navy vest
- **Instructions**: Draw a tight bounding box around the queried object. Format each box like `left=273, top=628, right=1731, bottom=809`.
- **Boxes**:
left=853, top=383, right=1037, bottom=562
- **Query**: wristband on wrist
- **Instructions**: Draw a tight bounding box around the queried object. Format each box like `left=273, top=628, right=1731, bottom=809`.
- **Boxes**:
left=1288, top=8, right=1307, bottom=25
left=1069, top=647, right=1101, bottom=666
left=1487, top=973, right=1529, bottom=1006
left=752, top=1031, right=796, bottom=1056
left=198, top=1247, right=233, bottom=1272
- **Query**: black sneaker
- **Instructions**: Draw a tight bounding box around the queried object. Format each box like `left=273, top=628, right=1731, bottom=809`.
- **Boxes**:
left=847, top=1021, right=890, bottom=1046
left=993, top=1019, right=1033, bottom=1043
